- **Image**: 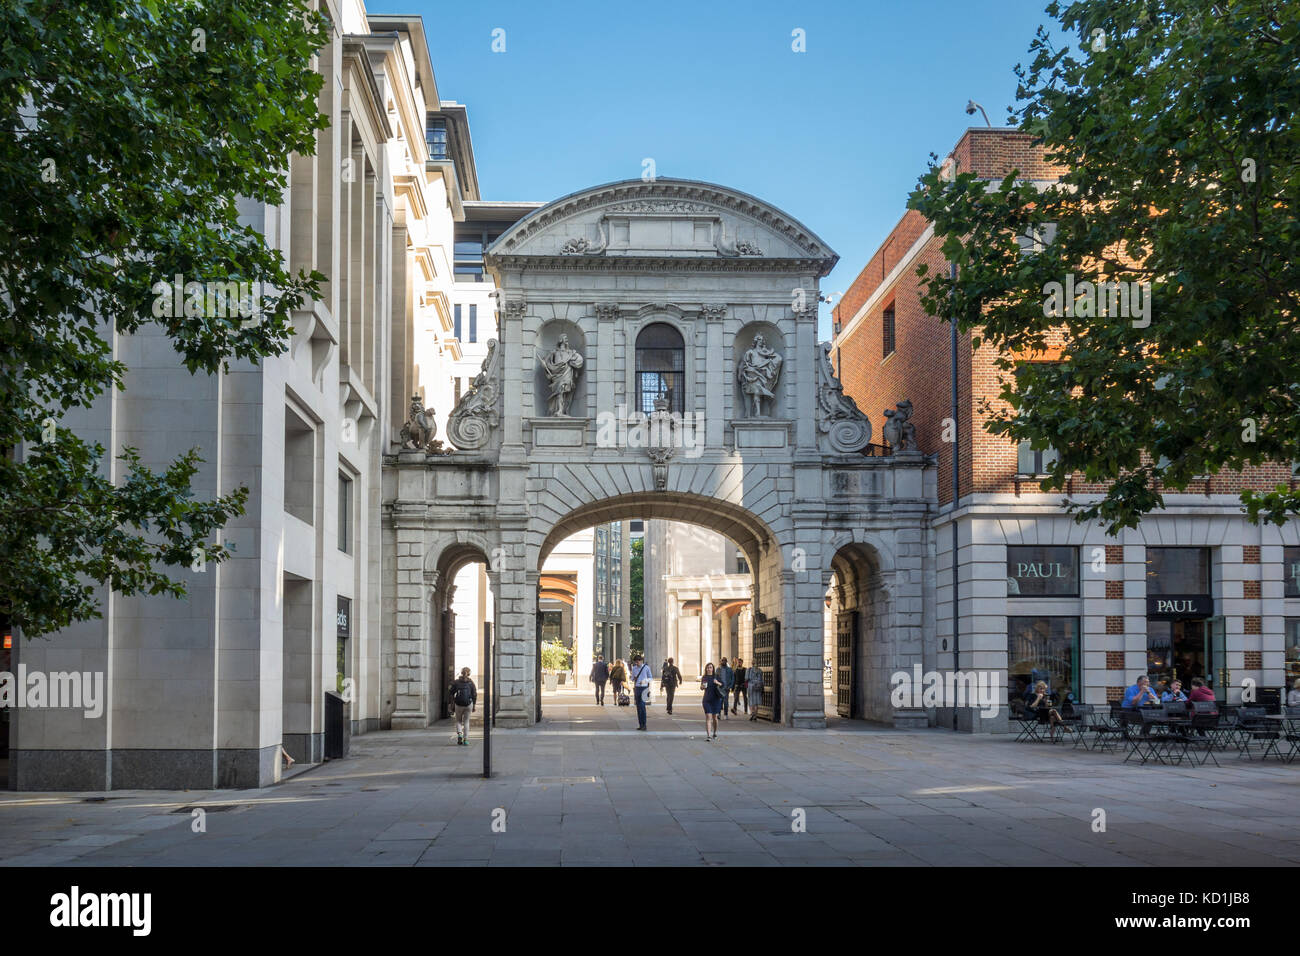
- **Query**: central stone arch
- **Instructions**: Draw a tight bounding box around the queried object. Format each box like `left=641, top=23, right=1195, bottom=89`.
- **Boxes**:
left=382, top=179, right=937, bottom=729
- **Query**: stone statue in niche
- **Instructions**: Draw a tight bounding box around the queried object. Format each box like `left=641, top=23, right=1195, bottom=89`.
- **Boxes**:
left=399, top=395, right=440, bottom=452
left=882, top=399, right=917, bottom=452
left=536, top=334, right=585, bottom=417
left=736, top=333, right=783, bottom=417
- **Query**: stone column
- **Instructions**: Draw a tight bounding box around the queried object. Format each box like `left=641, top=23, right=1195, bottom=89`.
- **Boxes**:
left=701, top=590, right=714, bottom=666
left=390, top=521, right=430, bottom=729
left=703, top=305, right=726, bottom=450
left=489, top=532, right=534, bottom=726
left=791, top=293, right=819, bottom=454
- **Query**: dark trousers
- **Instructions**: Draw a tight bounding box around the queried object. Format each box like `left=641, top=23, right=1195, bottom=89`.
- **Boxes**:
left=594, top=679, right=606, bottom=704
left=732, top=684, right=747, bottom=713
left=634, top=687, right=647, bottom=728
left=664, top=683, right=676, bottom=713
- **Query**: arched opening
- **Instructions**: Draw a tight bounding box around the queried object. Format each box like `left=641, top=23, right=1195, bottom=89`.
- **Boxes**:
left=428, top=543, right=495, bottom=737
left=823, top=543, right=891, bottom=724
left=635, top=322, right=686, bottom=414
left=531, top=492, right=781, bottom=730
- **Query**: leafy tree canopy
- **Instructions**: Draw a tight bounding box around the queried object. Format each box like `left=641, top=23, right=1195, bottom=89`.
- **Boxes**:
left=908, top=0, right=1298, bottom=533
left=0, top=0, right=327, bottom=636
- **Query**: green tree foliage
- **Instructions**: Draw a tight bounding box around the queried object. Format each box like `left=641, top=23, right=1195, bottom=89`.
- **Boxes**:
left=908, top=1, right=1298, bottom=533
left=539, top=640, right=572, bottom=673
left=629, top=535, right=643, bottom=654
left=0, top=0, right=328, bottom=636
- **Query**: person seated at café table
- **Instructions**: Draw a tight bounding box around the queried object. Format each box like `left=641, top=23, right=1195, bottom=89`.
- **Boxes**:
left=1023, top=680, right=1064, bottom=738
left=1187, top=677, right=1216, bottom=703
left=1161, top=680, right=1188, bottom=703
left=1123, top=674, right=1161, bottom=708
left=1288, top=678, right=1300, bottom=708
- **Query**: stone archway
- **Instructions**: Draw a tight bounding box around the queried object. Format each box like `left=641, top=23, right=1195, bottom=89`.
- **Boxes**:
left=382, top=178, right=938, bottom=729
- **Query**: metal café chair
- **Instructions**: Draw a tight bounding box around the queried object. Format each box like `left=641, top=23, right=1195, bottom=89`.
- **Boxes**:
left=1235, top=706, right=1282, bottom=760
left=1169, top=708, right=1222, bottom=767
left=1124, top=708, right=1173, bottom=765
left=1012, top=707, right=1046, bottom=743
left=1065, top=703, right=1095, bottom=749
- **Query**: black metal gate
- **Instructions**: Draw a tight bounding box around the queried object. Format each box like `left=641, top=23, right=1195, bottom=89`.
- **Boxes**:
left=836, top=610, right=856, bottom=718
left=753, top=619, right=780, bottom=722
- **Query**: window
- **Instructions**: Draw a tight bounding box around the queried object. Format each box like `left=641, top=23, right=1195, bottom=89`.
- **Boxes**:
left=469, top=304, right=477, bottom=343
left=635, top=323, right=685, bottom=414
left=1007, top=546, right=1078, bottom=597
left=1007, top=617, right=1080, bottom=703
left=1146, top=547, right=1210, bottom=596
left=1016, top=442, right=1060, bottom=476
left=284, top=408, right=314, bottom=524
left=735, top=552, right=750, bottom=575
left=882, top=304, right=895, bottom=358
left=336, top=596, right=351, bottom=695
left=1286, top=619, right=1300, bottom=693
left=453, top=304, right=462, bottom=341
left=1285, top=546, right=1300, bottom=599
left=595, top=526, right=609, bottom=616
left=426, top=117, right=448, bottom=160
left=610, top=522, right=622, bottom=615
left=337, top=472, right=352, bottom=553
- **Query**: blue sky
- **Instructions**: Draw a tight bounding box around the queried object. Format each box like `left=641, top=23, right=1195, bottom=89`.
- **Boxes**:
left=413, top=0, right=1064, bottom=338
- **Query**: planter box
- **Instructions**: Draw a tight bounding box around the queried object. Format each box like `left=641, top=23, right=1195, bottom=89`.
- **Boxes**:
left=543, top=673, right=558, bottom=692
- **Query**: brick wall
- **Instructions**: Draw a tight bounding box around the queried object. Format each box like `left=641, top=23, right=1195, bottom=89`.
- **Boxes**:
left=832, top=127, right=1297, bottom=504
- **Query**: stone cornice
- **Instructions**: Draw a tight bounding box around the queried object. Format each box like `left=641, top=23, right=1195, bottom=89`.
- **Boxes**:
left=486, top=179, right=838, bottom=273
left=484, top=254, right=834, bottom=276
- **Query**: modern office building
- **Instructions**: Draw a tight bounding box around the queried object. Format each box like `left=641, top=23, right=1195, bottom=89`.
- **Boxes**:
left=831, top=127, right=1300, bottom=730
left=7, top=1, right=491, bottom=788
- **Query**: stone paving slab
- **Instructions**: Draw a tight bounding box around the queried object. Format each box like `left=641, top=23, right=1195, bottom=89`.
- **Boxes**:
left=1, top=688, right=1298, bottom=866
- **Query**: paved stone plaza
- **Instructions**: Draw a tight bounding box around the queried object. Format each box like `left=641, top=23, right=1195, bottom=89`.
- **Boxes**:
left=1, top=688, right=1297, bottom=867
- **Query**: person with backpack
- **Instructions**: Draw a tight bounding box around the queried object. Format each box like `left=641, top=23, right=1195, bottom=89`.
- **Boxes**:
left=630, top=654, right=653, bottom=731
left=717, top=658, right=734, bottom=720
left=731, top=658, right=748, bottom=715
left=590, top=654, right=610, bottom=706
left=610, top=659, right=627, bottom=703
left=450, top=667, right=477, bottom=745
left=746, top=663, right=764, bottom=721
left=661, top=657, right=682, bottom=715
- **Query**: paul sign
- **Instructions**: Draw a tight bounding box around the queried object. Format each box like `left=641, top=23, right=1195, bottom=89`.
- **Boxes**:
left=1146, top=594, right=1212, bottom=618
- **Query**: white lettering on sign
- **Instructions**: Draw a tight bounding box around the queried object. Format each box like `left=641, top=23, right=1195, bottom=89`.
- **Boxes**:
left=1156, top=599, right=1195, bottom=614
left=1015, top=562, right=1068, bottom=579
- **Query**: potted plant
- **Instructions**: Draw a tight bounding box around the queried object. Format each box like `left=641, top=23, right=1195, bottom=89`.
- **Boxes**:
left=540, top=640, right=571, bottom=692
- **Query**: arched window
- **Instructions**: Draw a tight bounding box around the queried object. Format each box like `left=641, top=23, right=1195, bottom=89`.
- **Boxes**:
left=635, top=323, right=685, bottom=414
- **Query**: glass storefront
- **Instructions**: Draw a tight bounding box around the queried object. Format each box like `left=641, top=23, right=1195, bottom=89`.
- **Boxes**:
left=1286, top=618, right=1300, bottom=694
left=1008, top=617, right=1080, bottom=702
left=1145, top=618, right=1208, bottom=688
left=1285, top=547, right=1300, bottom=599
left=1146, top=547, right=1210, bottom=595
left=1145, top=547, right=1213, bottom=694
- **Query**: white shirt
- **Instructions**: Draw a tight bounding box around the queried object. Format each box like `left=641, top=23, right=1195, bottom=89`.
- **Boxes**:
left=632, top=664, right=652, bottom=687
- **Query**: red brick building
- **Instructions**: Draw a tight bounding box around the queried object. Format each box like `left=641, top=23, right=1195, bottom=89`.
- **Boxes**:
left=831, top=127, right=1300, bottom=728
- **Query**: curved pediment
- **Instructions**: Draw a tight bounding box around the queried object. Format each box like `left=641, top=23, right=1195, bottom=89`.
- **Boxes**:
left=486, top=179, right=838, bottom=275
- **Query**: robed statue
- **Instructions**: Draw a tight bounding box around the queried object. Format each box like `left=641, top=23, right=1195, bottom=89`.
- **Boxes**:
left=737, top=333, right=783, bottom=418
left=537, top=334, right=585, bottom=417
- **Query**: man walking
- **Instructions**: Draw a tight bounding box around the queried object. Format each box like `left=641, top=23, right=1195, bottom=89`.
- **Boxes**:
left=661, top=656, right=682, bottom=715
left=631, top=654, right=654, bottom=731
left=717, top=658, right=734, bottom=720
left=732, top=657, right=748, bottom=715
left=450, top=667, right=477, bottom=746
left=590, top=654, right=610, bottom=705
